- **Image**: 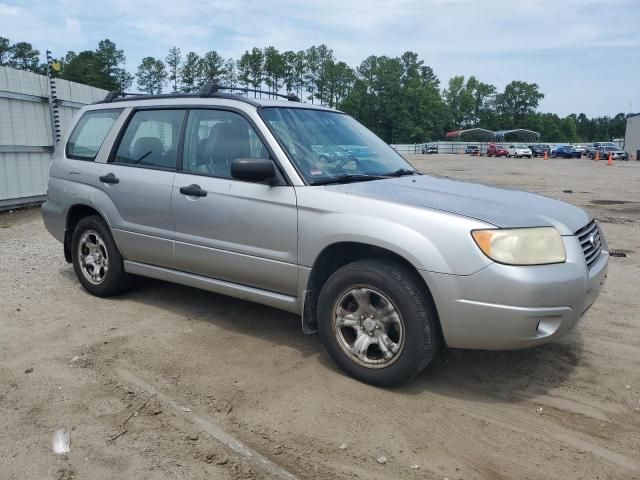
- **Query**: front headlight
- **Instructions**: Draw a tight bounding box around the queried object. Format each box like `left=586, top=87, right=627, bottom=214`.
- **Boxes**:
left=472, top=227, right=566, bottom=265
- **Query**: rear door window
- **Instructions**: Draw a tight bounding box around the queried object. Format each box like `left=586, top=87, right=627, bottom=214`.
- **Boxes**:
left=112, top=109, right=186, bottom=170
left=66, top=109, right=122, bottom=161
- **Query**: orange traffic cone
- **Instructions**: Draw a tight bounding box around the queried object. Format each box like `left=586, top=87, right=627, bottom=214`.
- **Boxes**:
left=543, top=151, right=548, bottom=161
left=594, top=150, right=599, bottom=161
left=607, top=152, right=614, bottom=166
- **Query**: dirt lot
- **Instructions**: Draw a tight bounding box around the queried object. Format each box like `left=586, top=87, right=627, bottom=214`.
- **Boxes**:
left=1, top=154, right=639, bottom=480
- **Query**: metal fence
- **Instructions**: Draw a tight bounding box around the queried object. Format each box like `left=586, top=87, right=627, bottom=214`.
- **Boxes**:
left=0, top=66, right=107, bottom=209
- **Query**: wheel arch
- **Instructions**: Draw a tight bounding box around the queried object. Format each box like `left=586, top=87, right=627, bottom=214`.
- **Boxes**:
left=301, top=241, right=441, bottom=336
left=64, top=203, right=112, bottom=263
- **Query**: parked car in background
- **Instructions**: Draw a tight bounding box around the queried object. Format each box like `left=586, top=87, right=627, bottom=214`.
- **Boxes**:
left=551, top=145, right=582, bottom=158
left=487, top=143, right=508, bottom=157
left=573, top=145, right=588, bottom=156
left=507, top=145, right=532, bottom=158
left=465, top=145, right=480, bottom=155
left=528, top=145, right=550, bottom=157
left=596, top=146, right=629, bottom=161
left=422, top=144, right=438, bottom=154
left=587, top=142, right=618, bottom=158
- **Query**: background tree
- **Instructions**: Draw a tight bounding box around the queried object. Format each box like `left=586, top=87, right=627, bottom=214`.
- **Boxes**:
left=236, top=51, right=252, bottom=91
left=165, top=46, right=182, bottom=92
left=495, top=80, right=544, bottom=125
left=61, top=51, right=112, bottom=89
left=96, top=39, right=126, bottom=88
left=323, top=60, right=355, bottom=108
left=247, top=47, right=264, bottom=96
left=292, top=50, right=306, bottom=99
left=304, top=46, right=320, bottom=103
left=314, top=44, right=334, bottom=105
left=116, top=69, right=134, bottom=92
left=8, top=42, right=40, bottom=71
left=263, top=46, right=284, bottom=96
left=281, top=50, right=297, bottom=94
left=180, top=52, right=202, bottom=92
left=1, top=35, right=629, bottom=143
left=221, top=57, right=237, bottom=87
left=0, top=37, right=11, bottom=65
left=136, top=57, right=167, bottom=94
left=201, top=50, right=225, bottom=86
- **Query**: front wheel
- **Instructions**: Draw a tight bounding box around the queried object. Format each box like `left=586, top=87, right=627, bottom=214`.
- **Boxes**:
left=317, top=259, right=440, bottom=386
left=71, top=215, right=132, bottom=297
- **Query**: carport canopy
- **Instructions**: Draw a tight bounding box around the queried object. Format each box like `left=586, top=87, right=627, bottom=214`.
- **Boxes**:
left=494, top=129, right=541, bottom=142
left=445, top=128, right=496, bottom=141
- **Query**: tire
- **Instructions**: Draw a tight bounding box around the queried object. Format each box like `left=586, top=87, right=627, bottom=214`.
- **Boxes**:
left=71, top=215, right=132, bottom=297
left=317, top=259, right=440, bottom=387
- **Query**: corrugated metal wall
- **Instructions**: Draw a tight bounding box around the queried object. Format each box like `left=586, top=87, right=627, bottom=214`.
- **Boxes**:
left=0, top=66, right=107, bottom=208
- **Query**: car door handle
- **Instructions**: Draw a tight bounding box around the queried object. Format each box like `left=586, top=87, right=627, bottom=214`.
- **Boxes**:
left=99, top=173, right=119, bottom=184
left=179, top=184, right=207, bottom=197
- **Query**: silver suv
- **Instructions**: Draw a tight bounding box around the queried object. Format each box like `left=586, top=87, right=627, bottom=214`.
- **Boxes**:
left=42, top=85, right=609, bottom=386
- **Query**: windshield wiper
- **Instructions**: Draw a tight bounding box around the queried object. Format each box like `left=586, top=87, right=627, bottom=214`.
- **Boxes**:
left=382, top=168, right=420, bottom=177
left=310, top=174, right=385, bottom=186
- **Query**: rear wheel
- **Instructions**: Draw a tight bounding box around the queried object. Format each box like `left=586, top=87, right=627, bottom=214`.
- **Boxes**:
left=71, top=215, right=131, bottom=297
left=317, top=259, right=440, bottom=386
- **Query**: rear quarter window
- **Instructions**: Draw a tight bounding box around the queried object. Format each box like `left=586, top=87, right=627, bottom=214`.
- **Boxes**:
left=66, top=109, right=122, bottom=161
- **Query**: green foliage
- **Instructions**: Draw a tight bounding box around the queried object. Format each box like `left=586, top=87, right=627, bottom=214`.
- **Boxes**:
left=263, top=46, right=284, bottom=94
left=136, top=57, right=167, bottom=94
left=495, top=80, right=544, bottom=125
left=201, top=50, right=225, bottom=86
left=247, top=47, right=264, bottom=96
left=221, top=58, right=237, bottom=87
left=7, top=41, right=41, bottom=71
left=2, top=35, right=631, bottom=143
left=340, top=52, right=445, bottom=143
left=180, top=52, right=203, bottom=93
left=165, top=47, right=182, bottom=92
left=0, top=37, right=11, bottom=65
left=62, top=51, right=116, bottom=90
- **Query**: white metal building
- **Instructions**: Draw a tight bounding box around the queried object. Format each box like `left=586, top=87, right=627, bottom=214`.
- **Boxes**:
left=0, top=66, right=107, bottom=209
left=625, top=114, right=640, bottom=160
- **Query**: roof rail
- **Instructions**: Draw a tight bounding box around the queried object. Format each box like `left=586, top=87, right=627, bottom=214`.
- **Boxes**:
left=200, top=82, right=300, bottom=102
left=98, top=91, right=151, bottom=104
left=96, top=84, right=299, bottom=106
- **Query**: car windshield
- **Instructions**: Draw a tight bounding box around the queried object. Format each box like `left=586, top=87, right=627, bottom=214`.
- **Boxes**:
left=260, top=107, right=415, bottom=184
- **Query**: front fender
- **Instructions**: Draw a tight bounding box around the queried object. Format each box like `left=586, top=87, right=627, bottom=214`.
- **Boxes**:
left=298, top=210, right=492, bottom=276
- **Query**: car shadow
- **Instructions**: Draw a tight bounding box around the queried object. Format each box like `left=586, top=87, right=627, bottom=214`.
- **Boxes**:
left=108, top=275, right=323, bottom=359
left=65, top=268, right=584, bottom=403
left=398, top=336, right=584, bottom=403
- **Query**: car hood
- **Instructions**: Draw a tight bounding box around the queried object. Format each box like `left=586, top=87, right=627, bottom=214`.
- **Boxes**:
left=329, top=175, right=590, bottom=234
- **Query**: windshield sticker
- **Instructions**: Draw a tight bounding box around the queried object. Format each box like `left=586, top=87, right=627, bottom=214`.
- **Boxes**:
left=310, top=168, right=324, bottom=176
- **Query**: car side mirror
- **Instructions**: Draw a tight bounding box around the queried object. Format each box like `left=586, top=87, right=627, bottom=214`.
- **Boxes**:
left=231, top=158, right=276, bottom=183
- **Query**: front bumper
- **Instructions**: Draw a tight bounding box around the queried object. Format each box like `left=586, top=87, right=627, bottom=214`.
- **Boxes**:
left=422, top=236, right=609, bottom=350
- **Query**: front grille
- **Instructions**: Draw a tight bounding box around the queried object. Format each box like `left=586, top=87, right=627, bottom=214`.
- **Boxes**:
left=575, top=220, right=602, bottom=268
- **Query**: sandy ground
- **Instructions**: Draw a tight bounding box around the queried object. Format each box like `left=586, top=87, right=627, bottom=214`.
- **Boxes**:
left=1, top=154, right=639, bottom=480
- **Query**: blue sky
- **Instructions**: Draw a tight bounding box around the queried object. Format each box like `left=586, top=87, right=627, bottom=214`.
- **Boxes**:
left=1, top=0, right=639, bottom=117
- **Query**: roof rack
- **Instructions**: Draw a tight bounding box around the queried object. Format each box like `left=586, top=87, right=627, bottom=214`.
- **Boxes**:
left=200, top=83, right=300, bottom=102
left=97, top=83, right=300, bottom=105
